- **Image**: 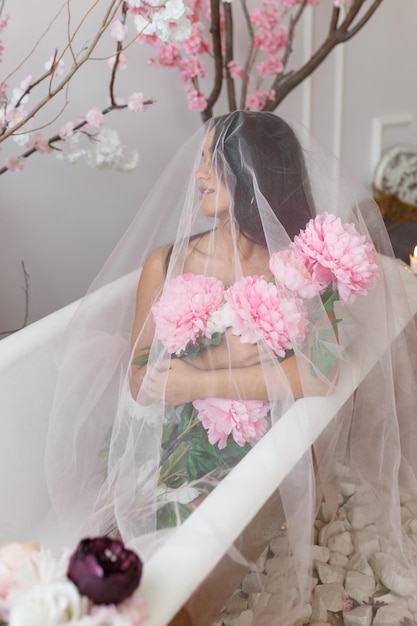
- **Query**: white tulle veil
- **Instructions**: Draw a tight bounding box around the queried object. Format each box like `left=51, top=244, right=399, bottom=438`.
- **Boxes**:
left=44, top=111, right=417, bottom=625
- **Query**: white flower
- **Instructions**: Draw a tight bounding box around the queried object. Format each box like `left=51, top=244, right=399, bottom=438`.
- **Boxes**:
left=57, top=128, right=139, bottom=171
left=206, top=302, right=233, bottom=336
left=162, top=0, right=186, bottom=21
left=8, top=581, right=88, bottom=626
left=157, top=483, right=200, bottom=504
left=133, top=0, right=191, bottom=42
left=166, top=13, right=192, bottom=42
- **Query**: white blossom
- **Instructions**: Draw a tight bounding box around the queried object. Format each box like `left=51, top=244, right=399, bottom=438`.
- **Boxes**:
left=8, top=581, right=88, bottom=626
left=57, top=128, right=139, bottom=172
left=133, top=0, right=192, bottom=42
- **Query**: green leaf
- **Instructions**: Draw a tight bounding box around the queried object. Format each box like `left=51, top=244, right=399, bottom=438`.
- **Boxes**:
left=310, top=324, right=340, bottom=377
left=132, top=346, right=151, bottom=367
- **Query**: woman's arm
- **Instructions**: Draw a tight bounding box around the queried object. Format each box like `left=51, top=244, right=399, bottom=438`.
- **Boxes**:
left=145, top=347, right=336, bottom=406
left=129, top=246, right=169, bottom=398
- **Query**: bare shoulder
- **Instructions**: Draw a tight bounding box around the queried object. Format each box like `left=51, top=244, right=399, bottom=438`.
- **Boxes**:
left=142, top=244, right=171, bottom=277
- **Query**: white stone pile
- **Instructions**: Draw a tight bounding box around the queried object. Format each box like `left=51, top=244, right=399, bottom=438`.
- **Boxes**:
left=212, top=464, right=417, bottom=626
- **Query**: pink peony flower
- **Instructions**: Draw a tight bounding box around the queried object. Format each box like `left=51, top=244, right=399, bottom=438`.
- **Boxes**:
left=152, top=273, right=225, bottom=355
left=193, top=397, right=270, bottom=449
left=293, top=212, right=379, bottom=304
left=269, top=248, right=326, bottom=298
left=225, top=275, right=309, bottom=358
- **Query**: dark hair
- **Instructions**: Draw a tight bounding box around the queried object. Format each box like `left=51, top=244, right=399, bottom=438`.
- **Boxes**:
left=212, top=111, right=314, bottom=243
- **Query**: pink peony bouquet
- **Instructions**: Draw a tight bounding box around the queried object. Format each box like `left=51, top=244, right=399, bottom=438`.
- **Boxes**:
left=0, top=537, right=145, bottom=626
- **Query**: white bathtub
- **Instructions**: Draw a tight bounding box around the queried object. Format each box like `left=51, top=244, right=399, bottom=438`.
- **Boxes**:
left=1, top=258, right=417, bottom=626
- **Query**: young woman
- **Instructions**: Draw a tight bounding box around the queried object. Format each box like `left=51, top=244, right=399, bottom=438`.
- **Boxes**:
left=45, top=111, right=417, bottom=626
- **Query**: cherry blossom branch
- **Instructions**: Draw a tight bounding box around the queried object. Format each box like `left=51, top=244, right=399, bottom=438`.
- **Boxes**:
left=265, top=0, right=384, bottom=112
left=0, top=0, right=122, bottom=145
left=238, top=0, right=256, bottom=110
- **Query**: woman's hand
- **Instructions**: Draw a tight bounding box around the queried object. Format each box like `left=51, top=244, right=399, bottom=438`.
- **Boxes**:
left=145, top=359, right=204, bottom=406
left=186, top=328, right=260, bottom=370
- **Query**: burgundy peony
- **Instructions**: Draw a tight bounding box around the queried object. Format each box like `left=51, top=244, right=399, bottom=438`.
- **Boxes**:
left=67, top=537, right=143, bottom=605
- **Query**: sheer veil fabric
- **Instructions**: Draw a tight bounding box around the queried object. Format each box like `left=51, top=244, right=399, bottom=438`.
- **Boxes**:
left=45, top=111, right=417, bottom=625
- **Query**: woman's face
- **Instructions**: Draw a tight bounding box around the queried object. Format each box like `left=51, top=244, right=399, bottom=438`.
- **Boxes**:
left=195, top=129, right=231, bottom=220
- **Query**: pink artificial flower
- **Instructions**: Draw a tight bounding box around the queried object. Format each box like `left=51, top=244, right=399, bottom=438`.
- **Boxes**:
left=293, top=212, right=379, bottom=304
left=152, top=273, right=225, bottom=355
left=30, top=132, right=52, bottom=154
left=334, top=0, right=343, bottom=7
left=179, top=56, right=205, bottom=82
left=59, top=121, right=75, bottom=139
left=225, top=275, right=309, bottom=358
left=186, top=88, right=207, bottom=112
left=193, top=397, right=270, bottom=449
left=342, top=595, right=354, bottom=611
left=6, top=156, right=24, bottom=172
left=85, top=107, right=104, bottom=128
left=108, top=51, right=128, bottom=71
left=269, top=248, right=326, bottom=298
left=246, top=91, right=268, bottom=111
left=182, top=32, right=204, bottom=55
left=128, top=92, right=146, bottom=113
left=157, top=42, right=181, bottom=67
left=0, top=542, right=39, bottom=599
left=110, top=19, right=128, bottom=42
left=256, top=55, right=283, bottom=78
left=227, top=60, right=244, bottom=79
left=19, top=75, right=33, bottom=92
left=45, top=54, right=65, bottom=76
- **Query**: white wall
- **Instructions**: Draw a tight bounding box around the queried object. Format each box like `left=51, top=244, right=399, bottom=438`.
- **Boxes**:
left=1, top=0, right=416, bottom=329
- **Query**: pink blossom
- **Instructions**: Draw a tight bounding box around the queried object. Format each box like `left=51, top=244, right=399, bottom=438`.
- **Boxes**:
left=342, top=595, right=354, bottom=611
left=110, top=19, right=128, bottom=42
left=19, top=75, right=33, bottom=92
left=256, top=55, right=283, bottom=78
left=225, top=275, right=309, bottom=357
left=227, top=60, right=244, bottom=79
left=128, top=92, right=146, bottom=113
left=152, top=273, right=225, bottom=355
left=182, top=32, right=204, bottom=55
left=157, top=43, right=181, bottom=66
left=45, top=54, right=65, bottom=76
left=6, top=156, right=24, bottom=172
left=179, top=56, right=205, bottom=81
left=108, top=51, right=128, bottom=70
left=269, top=248, right=326, bottom=298
left=59, top=121, right=75, bottom=139
left=85, top=107, right=104, bottom=128
left=29, top=132, right=52, bottom=154
left=293, top=213, right=379, bottom=304
left=0, top=542, right=39, bottom=599
left=186, top=88, right=207, bottom=112
left=193, top=397, right=270, bottom=449
left=246, top=89, right=275, bottom=111
left=334, top=0, right=343, bottom=7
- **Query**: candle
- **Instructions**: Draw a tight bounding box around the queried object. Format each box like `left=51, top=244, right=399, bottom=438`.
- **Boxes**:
left=410, top=246, right=417, bottom=275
